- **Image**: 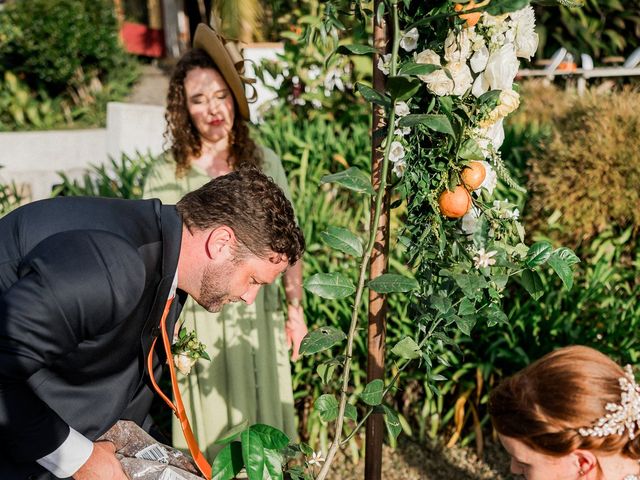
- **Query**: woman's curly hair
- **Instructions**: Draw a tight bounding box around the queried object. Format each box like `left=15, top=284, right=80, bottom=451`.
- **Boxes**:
left=164, top=48, right=262, bottom=177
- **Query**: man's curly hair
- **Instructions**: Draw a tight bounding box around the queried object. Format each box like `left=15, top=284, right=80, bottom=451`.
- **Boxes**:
left=164, top=48, right=262, bottom=177
left=176, top=168, right=305, bottom=265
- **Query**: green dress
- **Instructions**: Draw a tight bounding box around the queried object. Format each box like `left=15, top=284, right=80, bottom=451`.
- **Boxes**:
left=144, top=147, right=297, bottom=461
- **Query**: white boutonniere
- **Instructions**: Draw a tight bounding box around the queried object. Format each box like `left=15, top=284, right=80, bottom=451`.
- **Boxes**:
left=171, top=327, right=210, bottom=375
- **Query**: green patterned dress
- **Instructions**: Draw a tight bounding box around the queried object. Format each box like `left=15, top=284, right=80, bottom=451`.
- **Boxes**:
left=143, top=147, right=297, bottom=460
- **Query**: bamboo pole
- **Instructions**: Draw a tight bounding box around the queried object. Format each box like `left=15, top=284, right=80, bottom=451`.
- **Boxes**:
left=365, top=2, right=390, bottom=479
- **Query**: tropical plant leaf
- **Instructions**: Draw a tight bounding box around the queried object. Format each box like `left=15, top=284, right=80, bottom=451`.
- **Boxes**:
left=397, top=114, right=455, bottom=136
left=320, top=166, right=375, bottom=195
left=361, top=379, right=385, bottom=406
left=387, top=76, right=422, bottom=101
left=211, top=442, right=244, bottom=480
left=336, top=44, right=378, bottom=55
left=521, top=269, right=544, bottom=300
left=299, top=326, right=347, bottom=355
left=249, top=424, right=289, bottom=450
left=391, top=337, right=421, bottom=360
left=304, top=272, right=356, bottom=299
left=382, top=405, right=402, bottom=440
left=525, top=241, right=553, bottom=268
left=241, top=429, right=265, bottom=480
left=315, top=394, right=339, bottom=422
left=356, top=82, right=391, bottom=108
left=320, top=226, right=364, bottom=257
left=214, top=420, right=249, bottom=445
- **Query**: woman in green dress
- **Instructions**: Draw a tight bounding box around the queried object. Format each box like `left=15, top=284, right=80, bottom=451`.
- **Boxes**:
left=144, top=24, right=306, bottom=461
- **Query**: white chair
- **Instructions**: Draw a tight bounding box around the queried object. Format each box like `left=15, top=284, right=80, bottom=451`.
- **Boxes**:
left=623, top=47, right=640, bottom=68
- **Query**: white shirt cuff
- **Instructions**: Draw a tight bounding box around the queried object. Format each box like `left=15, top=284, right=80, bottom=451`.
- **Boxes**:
left=36, top=427, right=94, bottom=478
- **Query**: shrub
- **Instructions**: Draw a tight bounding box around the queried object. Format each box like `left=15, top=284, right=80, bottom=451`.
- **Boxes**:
left=0, top=0, right=129, bottom=94
left=525, top=87, right=640, bottom=249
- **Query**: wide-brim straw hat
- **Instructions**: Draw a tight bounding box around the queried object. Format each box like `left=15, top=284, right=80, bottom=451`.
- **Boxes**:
left=193, top=23, right=253, bottom=121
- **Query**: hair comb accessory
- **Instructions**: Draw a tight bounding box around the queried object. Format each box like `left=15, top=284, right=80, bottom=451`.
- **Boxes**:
left=579, top=365, right=640, bottom=440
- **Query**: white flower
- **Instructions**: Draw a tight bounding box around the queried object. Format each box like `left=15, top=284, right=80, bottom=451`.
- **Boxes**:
left=415, top=48, right=442, bottom=82
left=493, top=200, right=520, bottom=219
left=472, top=73, right=490, bottom=97
left=392, top=158, right=407, bottom=177
left=483, top=44, right=520, bottom=90
left=394, top=126, right=411, bottom=137
left=473, top=248, right=498, bottom=268
left=448, top=61, right=473, bottom=96
left=308, top=64, right=321, bottom=80
left=389, top=141, right=406, bottom=163
left=461, top=206, right=481, bottom=235
left=475, top=120, right=505, bottom=158
left=400, top=27, right=419, bottom=52
left=377, top=53, right=392, bottom=75
left=394, top=101, right=411, bottom=117
left=174, top=354, right=197, bottom=375
left=481, top=12, right=509, bottom=29
left=510, top=6, right=539, bottom=59
left=470, top=45, right=490, bottom=73
left=425, top=70, right=455, bottom=96
left=444, top=29, right=472, bottom=62
left=479, top=160, right=498, bottom=194
left=308, top=451, right=325, bottom=466
left=480, top=90, right=520, bottom=127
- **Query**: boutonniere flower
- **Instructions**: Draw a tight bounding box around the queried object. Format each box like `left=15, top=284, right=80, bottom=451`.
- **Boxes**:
left=171, top=327, right=210, bottom=375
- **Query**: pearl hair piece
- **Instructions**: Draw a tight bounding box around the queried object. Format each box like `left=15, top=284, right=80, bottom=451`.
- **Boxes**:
left=579, top=365, right=640, bottom=440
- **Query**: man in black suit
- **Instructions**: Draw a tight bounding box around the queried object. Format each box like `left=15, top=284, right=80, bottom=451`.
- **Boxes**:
left=0, top=168, right=305, bottom=479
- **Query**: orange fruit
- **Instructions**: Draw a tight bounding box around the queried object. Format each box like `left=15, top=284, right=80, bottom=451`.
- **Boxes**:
left=439, top=185, right=472, bottom=218
left=461, top=161, right=486, bottom=190
left=454, top=1, right=482, bottom=27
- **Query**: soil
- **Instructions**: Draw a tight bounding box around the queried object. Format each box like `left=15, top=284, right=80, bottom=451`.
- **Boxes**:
left=330, top=436, right=515, bottom=480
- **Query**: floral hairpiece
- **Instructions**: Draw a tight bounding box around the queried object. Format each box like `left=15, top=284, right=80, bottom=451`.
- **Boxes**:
left=579, top=365, right=640, bottom=440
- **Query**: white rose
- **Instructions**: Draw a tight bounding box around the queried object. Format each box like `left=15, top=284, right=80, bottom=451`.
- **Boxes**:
left=415, top=48, right=441, bottom=78
left=470, top=45, right=490, bottom=73
left=495, top=89, right=520, bottom=117
left=472, top=73, right=490, bottom=97
left=448, top=61, right=473, bottom=96
left=475, top=120, right=505, bottom=156
left=510, top=6, right=539, bottom=59
left=174, top=354, right=196, bottom=375
left=394, top=101, right=410, bottom=117
left=394, top=126, right=411, bottom=137
left=479, top=160, right=498, bottom=195
left=483, top=44, right=519, bottom=90
left=389, top=141, right=406, bottom=163
left=425, top=69, right=455, bottom=96
left=444, top=29, right=472, bottom=63
left=400, top=27, right=419, bottom=52
left=377, top=53, right=392, bottom=75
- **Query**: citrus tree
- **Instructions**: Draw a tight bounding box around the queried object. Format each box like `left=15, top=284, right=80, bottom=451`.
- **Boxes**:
left=210, top=0, right=583, bottom=478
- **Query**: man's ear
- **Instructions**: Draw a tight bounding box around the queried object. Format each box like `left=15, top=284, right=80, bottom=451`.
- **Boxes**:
left=573, top=449, right=598, bottom=476
left=205, top=226, right=237, bottom=260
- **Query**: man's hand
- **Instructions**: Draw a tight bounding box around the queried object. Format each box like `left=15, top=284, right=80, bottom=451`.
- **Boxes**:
left=286, top=304, right=308, bottom=361
left=73, top=441, right=127, bottom=480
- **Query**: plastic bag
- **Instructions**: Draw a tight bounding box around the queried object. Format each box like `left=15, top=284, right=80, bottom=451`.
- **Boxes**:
left=98, top=420, right=205, bottom=480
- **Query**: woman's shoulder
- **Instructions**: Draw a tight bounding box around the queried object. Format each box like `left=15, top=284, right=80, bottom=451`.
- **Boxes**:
left=259, top=145, right=284, bottom=175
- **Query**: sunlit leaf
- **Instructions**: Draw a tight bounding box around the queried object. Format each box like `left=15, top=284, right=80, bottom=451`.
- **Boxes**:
left=320, top=226, right=364, bottom=257
left=361, top=379, right=385, bottom=405
left=299, top=326, right=347, bottom=355
left=304, top=272, right=356, bottom=299
left=320, top=166, right=375, bottom=195
left=368, top=274, right=419, bottom=293
left=391, top=337, right=421, bottom=360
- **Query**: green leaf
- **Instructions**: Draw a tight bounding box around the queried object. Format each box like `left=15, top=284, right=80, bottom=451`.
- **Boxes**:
left=249, top=424, right=289, bottom=450
left=361, top=379, right=385, bottom=406
left=485, top=0, right=530, bottom=15
left=264, top=448, right=284, bottom=480
left=304, top=272, right=356, bottom=299
left=485, top=304, right=509, bottom=327
left=320, top=226, right=363, bottom=257
left=241, top=429, right=265, bottom=480
left=547, top=253, right=574, bottom=290
left=397, top=114, right=455, bottom=137
left=320, top=166, right=375, bottom=195
left=458, top=139, right=485, bottom=161
left=215, top=420, right=249, bottom=445
left=477, top=89, right=501, bottom=109
left=391, top=337, right=421, bottom=360
left=315, top=394, right=339, bottom=422
left=397, top=62, right=439, bottom=76
left=336, top=44, right=378, bottom=55
left=387, top=76, right=422, bottom=101
left=452, top=273, right=488, bottom=299
left=452, top=315, right=474, bottom=335
left=368, top=273, right=418, bottom=293
left=525, top=241, right=553, bottom=268
left=382, top=405, right=402, bottom=440
left=299, top=326, right=347, bottom=355
left=553, top=247, right=581, bottom=266
left=211, top=442, right=244, bottom=480
left=521, top=269, right=544, bottom=300
left=344, top=403, right=358, bottom=421
left=316, top=359, right=340, bottom=384
left=356, top=82, right=391, bottom=108
left=458, top=298, right=476, bottom=316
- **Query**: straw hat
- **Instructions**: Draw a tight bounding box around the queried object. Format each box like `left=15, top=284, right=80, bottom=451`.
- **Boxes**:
left=192, top=23, right=254, bottom=121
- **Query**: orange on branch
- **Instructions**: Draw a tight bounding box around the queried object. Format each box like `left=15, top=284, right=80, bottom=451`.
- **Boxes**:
left=461, top=161, right=486, bottom=190
left=438, top=185, right=472, bottom=218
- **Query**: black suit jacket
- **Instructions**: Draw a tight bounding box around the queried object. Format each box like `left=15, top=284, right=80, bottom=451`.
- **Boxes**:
left=0, top=197, right=185, bottom=478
